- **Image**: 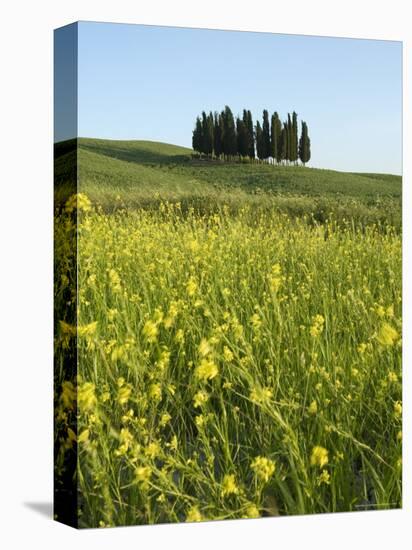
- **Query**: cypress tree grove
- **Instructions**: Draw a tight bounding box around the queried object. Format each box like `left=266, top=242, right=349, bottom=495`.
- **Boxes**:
left=192, top=107, right=310, bottom=165
left=299, top=121, right=311, bottom=165
left=262, top=109, right=271, bottom=161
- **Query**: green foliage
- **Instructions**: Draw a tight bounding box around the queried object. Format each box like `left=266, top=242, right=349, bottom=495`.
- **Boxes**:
left=255, top=121, right=264, bottom=161
left=262, top=109, right=271, bottom=160
left=299, top=121, right=311, bottom=165
left=222, top=106, right=237, bottom=158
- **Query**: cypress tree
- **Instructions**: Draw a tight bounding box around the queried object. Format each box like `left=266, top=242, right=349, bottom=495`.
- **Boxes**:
left=201, top=111, right=213, bottom=157
left=291, top=111, right=298, bottom=164
left=192, top=116, right=203, bottom=154
left=280, top=123, right=288, bottom=164
left=222, top=105, right=237, bottom=158
left=213, top=112, right=223, bottom=158
left=255, top=121, right=264, bottom=161
left=299, top=121, right=311, bottom=165
left=270, top=112, right=281, bottom=163
left=275, top=114, right=283, bottom=164
left=262, top=109, right=270, bottom=160
left=201, top=112, right=208, bottom=155
left=245, top=110, right=255, bottom=159
left=236, top=117, right=249, bottom=157
left=286, top=113, right=292, bottom=163
left=207, top=111, right=214, bottom=156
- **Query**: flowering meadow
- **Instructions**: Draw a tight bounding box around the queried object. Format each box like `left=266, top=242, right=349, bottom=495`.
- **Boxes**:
left=54, top=188, right=402, bottom=527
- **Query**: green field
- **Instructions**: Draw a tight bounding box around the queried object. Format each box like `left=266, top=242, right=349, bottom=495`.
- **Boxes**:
left=54, top=139, right=402, bottom=527
left=54, top=138, right=402, bottom=227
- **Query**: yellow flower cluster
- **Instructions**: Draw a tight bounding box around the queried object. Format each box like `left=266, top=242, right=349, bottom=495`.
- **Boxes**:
left=250, top=456, right=276, bottom=482
left=310, top=446, right=329, bottom=468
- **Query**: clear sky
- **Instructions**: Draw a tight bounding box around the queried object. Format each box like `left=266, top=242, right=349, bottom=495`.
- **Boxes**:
left=69, top=21, right=402, bottom=174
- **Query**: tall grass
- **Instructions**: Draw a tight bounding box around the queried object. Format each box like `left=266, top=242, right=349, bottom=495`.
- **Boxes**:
left=55, top=198, right=402, bottom=527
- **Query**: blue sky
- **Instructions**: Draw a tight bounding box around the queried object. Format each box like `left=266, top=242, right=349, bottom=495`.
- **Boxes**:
left=59, top=21, right=402, bottom=174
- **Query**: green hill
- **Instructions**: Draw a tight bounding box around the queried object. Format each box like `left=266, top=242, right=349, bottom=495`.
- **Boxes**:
left=55, top=138, right=402, bottom=226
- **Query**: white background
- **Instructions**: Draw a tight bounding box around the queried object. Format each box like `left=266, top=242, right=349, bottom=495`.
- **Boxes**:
left=0, top=0, right=410, bottom=548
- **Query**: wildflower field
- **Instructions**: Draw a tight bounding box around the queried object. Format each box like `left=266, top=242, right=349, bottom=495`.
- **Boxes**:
left=54, top=140, right=402, bottom=527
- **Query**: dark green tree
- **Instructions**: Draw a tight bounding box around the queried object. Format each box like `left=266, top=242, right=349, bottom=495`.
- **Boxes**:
left=270, top=112, right=282, bottom=163
left=255, top=121, right=264, bottom=161
left=236, top=117, right=249, bottom=157
left=262, top=109, right=271, bottom=160
left=280, top=123, right=288, bottom=163
left=222, top=105, right=237, bottom=158
left=291, top=111, right=299, bottom=163
left=201, top=111, right=214, bottom=156
left=192, top=116, right=203, bottom=154
left=286, top=113, right=292, bottom=163
left=299, top=121, right=311, bottom=165
left=213, top=112, right=223, bottom=158
left=245, top=110, right=255, bottom=159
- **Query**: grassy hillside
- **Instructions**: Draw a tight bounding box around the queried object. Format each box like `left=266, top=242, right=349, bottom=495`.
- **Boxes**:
left=55, top=138, right=402, bottom=226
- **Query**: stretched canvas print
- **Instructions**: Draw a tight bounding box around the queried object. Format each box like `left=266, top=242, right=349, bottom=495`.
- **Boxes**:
left=54, top=21, right=402, bottom=528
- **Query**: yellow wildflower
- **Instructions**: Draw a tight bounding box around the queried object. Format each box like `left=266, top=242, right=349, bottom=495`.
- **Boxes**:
left=160, top=412, right=171, bottom=427
left=135, top=466, right=152, bottom=484
left=193, top=390, right=209, bottom=408
left=377, top=323, right=399, bottom=346
left=310, top=314, right=325, bottom=338
left=78, top=382, right=96, bottom=412
left=117, top=381, right=132, bottom=406
left=316, top=469, right=331, bottom=486
left=108, top=269, right=121, bottom=293
left=250, top=456, right=276, bottom=482
left=250, top=386, right=272, bottom=405
left=243, top=504, right=260, bottom=518
left=186, top=506, right=203, bottom=522
left=65, top=193, right=92, bottom=214
left=394, top=401, right=402, bottom=418
left=77, top=321, right=98, bottom=338
left=310, top=446, right=329, bottom=468
left=250, top=313, right=262, bottom=330
left=149, top=383, right=162, bottom=401
left=388, top=371, right=398, bottom=383
left=223, top=346, right=234, bottom=362
left=145, top=441, right=161, bottom=459
left=308, top=400, right=318, bottom=415
left=195, top=358, right=218, bottom=381
left=221, top=474, right=239, bottom=497
left=198, top=338, right=213, bottom=357
left=143, top=320, right=158, bottom=343
left=186, top=276, right=198, bottom=297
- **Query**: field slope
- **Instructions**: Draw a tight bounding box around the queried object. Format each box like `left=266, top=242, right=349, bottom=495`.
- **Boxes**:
left=55, top=138, right=401, bottom=226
